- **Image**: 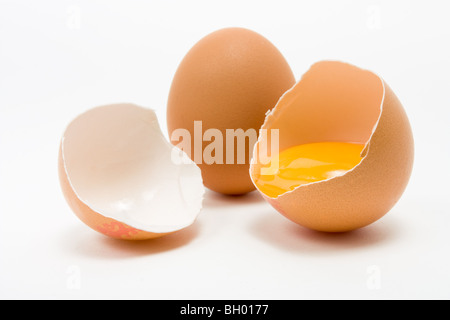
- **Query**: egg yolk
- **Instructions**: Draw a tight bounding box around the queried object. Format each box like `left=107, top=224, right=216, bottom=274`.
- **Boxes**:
left=254, top=142, right=365, bottom=198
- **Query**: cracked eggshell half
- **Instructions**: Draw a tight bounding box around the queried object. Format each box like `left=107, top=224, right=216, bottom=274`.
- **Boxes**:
left=250, top=61, right=414, bottom=232
left=59, top=103, right=205, bottom=240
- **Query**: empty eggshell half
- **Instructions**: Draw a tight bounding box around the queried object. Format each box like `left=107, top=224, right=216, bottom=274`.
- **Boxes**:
left=59, top=103, right=205, bottom=240
left=250, top=61, right=414, bottom=232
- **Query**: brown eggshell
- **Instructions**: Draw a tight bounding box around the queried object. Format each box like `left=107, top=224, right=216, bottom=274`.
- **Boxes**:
left=58, top=147, right=167, bottom=240
left=167, top=27, right=296, bottom=195
left=58, top=104, right=204, bottom=240
left=250, top=61, right=414, bottom=232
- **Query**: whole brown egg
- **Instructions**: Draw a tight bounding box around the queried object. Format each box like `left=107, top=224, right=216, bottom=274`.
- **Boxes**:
left=167, top=28, right=295, bottom=195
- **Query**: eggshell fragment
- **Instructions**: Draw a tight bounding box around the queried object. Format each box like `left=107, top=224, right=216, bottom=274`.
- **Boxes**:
left=167, top=27, right=296, bottom=195
left=59, top=103, right=205, bottom=240
left=250, top=61, right=414, bottom=232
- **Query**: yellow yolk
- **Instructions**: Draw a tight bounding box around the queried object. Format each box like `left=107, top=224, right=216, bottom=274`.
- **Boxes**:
left=254, top=142, right=365, bottom=198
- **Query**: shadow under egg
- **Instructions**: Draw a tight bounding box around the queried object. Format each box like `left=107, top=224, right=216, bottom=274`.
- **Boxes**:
left=249, top=210, right=401, bottom=255
left=203, top=189, right=265, bottom=208
left=61, top=221, right=201, bottom=259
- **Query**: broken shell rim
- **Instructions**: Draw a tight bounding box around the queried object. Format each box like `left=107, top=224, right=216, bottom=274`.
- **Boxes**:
left=60, top=103, right=205, bottom=234
left=249, top=60, right=386, bottom=200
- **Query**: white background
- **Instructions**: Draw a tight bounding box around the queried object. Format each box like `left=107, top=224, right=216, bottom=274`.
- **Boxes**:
left=1, top=0, right=449, bottom=300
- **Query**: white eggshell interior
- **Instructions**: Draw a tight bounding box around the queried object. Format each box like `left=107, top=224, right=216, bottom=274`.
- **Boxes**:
left=61, top=103, right=205, bottom=233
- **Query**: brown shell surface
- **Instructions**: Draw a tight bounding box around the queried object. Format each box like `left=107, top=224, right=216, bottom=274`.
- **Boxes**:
left=251, top=61, right=414, bottom=232
left=167, top=28, right=296, bottom=195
